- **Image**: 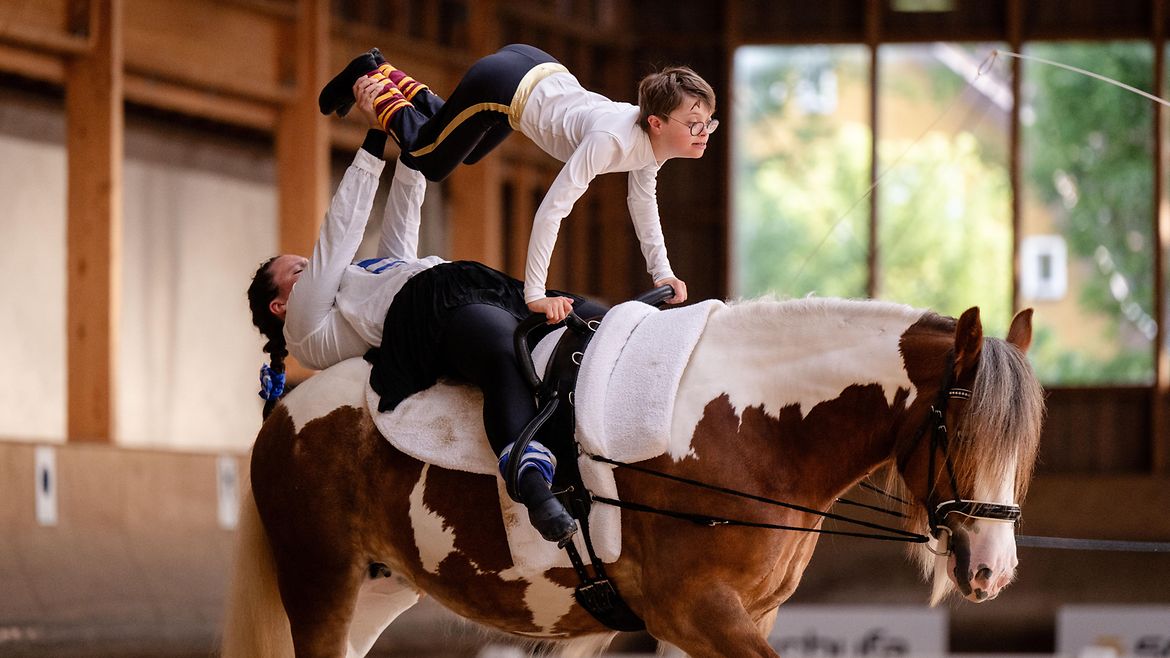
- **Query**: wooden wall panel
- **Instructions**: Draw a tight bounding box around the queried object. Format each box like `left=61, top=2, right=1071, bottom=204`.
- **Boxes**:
left=1038, top=387, right=1151, bottom=473
left=0, top=0, right=83, bottom=53
left=122, top=0, right=292, bottom=103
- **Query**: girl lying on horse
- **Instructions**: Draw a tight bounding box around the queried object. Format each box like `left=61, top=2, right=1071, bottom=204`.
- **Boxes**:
left=246, top=81, right=604, bottom=546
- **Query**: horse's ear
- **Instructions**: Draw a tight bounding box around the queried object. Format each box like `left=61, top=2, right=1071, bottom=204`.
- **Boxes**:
left=1006, top=308, right=1034, bottom=354
left=954, top=306, right=983, bottom=380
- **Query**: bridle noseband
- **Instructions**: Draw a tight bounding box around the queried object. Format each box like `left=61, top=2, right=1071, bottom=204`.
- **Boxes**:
left=918, top=363, right=1022, bottom=552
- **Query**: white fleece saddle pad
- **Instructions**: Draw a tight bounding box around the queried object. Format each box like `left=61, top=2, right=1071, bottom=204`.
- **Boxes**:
left=365, top=299, right=723, bottom=572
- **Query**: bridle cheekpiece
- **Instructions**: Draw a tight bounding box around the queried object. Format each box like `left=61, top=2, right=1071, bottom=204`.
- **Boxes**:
left=922, top=375, right=1023, bottom=553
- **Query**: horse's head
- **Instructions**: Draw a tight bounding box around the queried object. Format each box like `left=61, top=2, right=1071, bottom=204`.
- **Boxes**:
left=895, top=307, right=1044, bottom=604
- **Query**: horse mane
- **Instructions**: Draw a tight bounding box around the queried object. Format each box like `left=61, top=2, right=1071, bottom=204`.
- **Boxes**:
left=720, top=295, right=923, bottom=329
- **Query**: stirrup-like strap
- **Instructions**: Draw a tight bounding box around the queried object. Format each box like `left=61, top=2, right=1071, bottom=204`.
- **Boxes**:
left=500, top=412, right=559, bottom=502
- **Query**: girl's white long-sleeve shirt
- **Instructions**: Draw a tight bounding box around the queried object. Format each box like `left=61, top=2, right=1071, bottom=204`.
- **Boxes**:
left=518, top=71, right=675, bottom=303
left=283, top=150, right=443, bottom=370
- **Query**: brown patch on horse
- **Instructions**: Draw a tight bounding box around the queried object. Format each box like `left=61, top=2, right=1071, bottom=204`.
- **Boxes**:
left=397, top=471, right=544, bottom=631
left=420, top=466, right=515, bottom=572
left=608, top=388, right=912, bottom=628
left=897, top=312, right=955, bottom=392
left=252, top=404, right=400, bottom=654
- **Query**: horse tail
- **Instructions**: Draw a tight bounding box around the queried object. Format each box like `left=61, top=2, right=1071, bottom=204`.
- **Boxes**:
left=221, top=478, right=293, bottom=657
left=555, top=633, right=618, bottom=657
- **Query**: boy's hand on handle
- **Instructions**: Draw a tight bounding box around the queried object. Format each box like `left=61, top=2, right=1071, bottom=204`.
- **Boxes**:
left=352, top=78, right=383, bottom=130
left=528, top=296, right=575, bottom=324
left=655, top=277, right=688, bottom=304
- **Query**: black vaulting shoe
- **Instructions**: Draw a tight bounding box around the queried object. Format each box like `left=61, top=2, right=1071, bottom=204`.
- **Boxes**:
left=318, top=51, right=379, bottom=116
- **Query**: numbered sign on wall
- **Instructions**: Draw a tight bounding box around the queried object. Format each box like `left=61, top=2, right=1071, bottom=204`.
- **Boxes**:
left=217, top=455, right=240, bottom=530
left=34, top=446, right=57, bottom=526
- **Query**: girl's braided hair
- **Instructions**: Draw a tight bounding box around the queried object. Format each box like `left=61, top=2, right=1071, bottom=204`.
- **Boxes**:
left=247, top=257, right=288, bottom=419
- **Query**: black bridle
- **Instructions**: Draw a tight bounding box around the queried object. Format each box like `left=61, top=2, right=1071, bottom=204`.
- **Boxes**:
left=915, top=378, right=1023, bottom=549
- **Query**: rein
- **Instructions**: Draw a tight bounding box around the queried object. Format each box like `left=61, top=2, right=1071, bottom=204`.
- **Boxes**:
left=587, top=354, right=1020, bottom=550
left=588, top=453, right=928, bottom=544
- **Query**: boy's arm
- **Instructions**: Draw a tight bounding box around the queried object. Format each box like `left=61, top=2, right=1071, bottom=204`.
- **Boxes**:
left=376, top=163, right=427, bottom=260
left=628, top=167, right=687, bottom=302
left=626, top=167, right=674, bottom=282
left=524, top=133, right=619, bottom=305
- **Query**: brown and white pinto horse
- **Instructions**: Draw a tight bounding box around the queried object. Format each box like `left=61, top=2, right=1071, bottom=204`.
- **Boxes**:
left=222, top=298, right=1044, bottom=658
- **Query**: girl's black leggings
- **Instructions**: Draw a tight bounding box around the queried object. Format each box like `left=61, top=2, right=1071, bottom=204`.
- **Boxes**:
left=439, top=297, right=605, bottom=455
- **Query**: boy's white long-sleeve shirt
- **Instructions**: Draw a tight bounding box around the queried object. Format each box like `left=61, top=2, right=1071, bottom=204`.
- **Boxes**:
left=518, top=72, right=675, bottom=303
left=283, top=150, right=442, bottom=370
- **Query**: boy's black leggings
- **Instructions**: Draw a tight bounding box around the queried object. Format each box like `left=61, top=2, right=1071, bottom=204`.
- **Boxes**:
left=391, top=44, right=558, bottom=182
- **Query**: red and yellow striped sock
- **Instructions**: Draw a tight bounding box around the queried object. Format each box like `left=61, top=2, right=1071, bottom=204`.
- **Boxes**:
left=379, top=63, right=430, bottom=101
left=395, top=74, right=429, bottom=101
left=368, top=73, right=410, bottom=133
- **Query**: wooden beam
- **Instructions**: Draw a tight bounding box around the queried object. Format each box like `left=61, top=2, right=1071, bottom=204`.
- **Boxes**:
left=66, top=0, right=123, bottom=443
left=447, top=0, right=503, bottom=266
left=275, top=0, right=329, bottom=381
left=275, top=0, right=329, bottom=260
left=865, top=0, right=880, bottom=299
left=1009, top=0, right=1023, bottom=317
left=123, top=74, right=279, bottom=130
left=1151, top=0, right=1168, bottom=475
left=0, top=41, right=68, bottom=83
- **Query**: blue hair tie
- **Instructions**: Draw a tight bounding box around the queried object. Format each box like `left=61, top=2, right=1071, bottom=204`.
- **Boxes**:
left=258, top=363, right=286, bottom=401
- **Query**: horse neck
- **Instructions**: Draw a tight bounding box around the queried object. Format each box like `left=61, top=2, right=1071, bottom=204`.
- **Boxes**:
left=669, top=298, right=929, bottom=503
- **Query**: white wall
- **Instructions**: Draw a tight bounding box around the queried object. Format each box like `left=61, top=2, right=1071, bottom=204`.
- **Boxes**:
left=0, top=85, right=451, bottom=451
left=0, top=89, right=67, bottom=442
left=117, top=117, right=277, bottom=450
left=0, top=87, right=279, bottom=449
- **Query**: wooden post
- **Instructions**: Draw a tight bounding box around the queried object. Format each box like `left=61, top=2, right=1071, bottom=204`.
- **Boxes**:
left=865, top=0, right=881, bottom=299
left=275, top=0, right=329, bottom=381
left=1008, top=0, right=1023, bottom=319
left=276, top=0, right=329, bottom=260
left=1151, top=0, right=1168, bottom=474
left=447, top=0, right=503, bottom=266
left=66, top=0, right=123, bottom=443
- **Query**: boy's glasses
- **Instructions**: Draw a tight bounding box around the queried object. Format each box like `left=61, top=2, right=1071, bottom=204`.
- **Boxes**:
left=667, top=115, right=719, bottom=136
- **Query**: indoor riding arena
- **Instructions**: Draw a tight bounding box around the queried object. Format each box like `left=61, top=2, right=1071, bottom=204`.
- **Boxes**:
left=2, top=1, right=1170, bottom=656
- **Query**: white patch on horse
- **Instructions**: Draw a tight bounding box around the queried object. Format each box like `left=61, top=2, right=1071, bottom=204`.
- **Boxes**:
left=408, top=464, right=463, bottom=574
left=499, top=567, right=576, bottom=635
left=282, top=357, right=370, bottom=433
left=671, top=299, right=922, bottom=459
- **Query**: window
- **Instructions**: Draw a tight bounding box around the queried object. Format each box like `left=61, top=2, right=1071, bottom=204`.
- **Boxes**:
left=877, top=43, right=1012, bottom=335
left=734, top=39, right=1158, bottom=385
left=1020, top=42, right=1155, bottom=384
left=733, top=45, right=871, bottom=299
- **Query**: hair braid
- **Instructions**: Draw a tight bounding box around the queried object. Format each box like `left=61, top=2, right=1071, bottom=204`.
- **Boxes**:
left=248, top=257, right=288, bottom=419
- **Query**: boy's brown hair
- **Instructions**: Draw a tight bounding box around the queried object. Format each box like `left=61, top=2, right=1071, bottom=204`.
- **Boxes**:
left=637, top=66, right=716, bottom=132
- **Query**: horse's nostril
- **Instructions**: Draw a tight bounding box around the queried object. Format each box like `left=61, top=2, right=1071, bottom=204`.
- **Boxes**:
left=975, top=566, right=993, bottom=582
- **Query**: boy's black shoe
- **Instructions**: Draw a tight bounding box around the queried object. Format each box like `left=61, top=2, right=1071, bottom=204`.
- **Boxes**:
left=318, top=51, right=379, bottom=116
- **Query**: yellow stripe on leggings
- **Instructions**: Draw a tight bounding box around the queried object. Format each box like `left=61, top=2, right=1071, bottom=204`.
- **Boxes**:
left=407, top=102, right=511, bottom=158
